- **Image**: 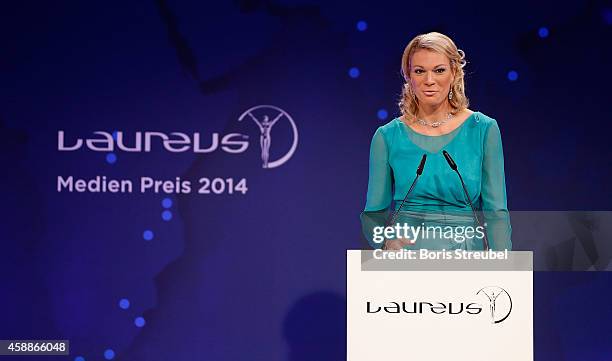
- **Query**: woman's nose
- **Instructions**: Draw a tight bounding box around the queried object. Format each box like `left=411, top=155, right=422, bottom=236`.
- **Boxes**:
left=425, top=72, right=435, bottom=84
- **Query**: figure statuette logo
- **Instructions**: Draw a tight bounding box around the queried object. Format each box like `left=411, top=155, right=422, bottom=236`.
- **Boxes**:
left=476, top=286, right=513, bottom=324
left=238, top=105, right=298, bottom=169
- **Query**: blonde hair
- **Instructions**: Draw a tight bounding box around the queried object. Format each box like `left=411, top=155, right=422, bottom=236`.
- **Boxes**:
left=398, top=32, right=469, bottom=119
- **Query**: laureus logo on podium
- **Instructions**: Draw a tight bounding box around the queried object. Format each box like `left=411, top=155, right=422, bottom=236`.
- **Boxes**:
left=476, top=286, right=513, bottom=324
left=365, top=285, right=513, bottom=325
left=238, top=105, right=298, bottom=169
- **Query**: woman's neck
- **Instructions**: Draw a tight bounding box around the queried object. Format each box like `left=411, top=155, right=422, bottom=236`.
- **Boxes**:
left=417, top=102, right=452, bottom=121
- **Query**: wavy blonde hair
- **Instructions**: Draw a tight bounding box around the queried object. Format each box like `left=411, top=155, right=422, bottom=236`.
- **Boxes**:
left=398, top=32, right=469, bottom=119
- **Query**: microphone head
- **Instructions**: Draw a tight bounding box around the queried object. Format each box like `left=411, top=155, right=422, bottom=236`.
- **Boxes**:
left=416, top=154, right=427, bottom=175
left=442, top=150, right=458, bottom=171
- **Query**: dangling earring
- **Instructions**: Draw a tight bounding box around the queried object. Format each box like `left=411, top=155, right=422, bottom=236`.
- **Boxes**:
left=448, top=89, right=454, bottom=100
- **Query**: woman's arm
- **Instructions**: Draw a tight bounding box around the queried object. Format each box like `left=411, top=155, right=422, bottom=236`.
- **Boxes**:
left=481, top=119, right=512, bottom=250
left=360, top=127, right=393, bottom=249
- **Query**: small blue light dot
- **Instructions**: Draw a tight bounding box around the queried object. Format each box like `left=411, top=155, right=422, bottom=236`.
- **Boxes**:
left=162, top=210, right=173, bottom=221
left=75, top=357, right=85, bottom=361
left=377, top=109, right=388, bottom=120
left=104, top=349, right=115, bottom=360
left=162, top=198, right=173, bottom=208
left=507, top=70, right=519, bottom=81
left=106, top=153, right=117, bottom=164
left=603, top=9, right=612, bottom=25
left=112, top=131, right=118, bottom=140
left=135, top=316, right=146, bottom=328
left=349, top=67, right=360, bottom=78
left=538, top=27, right=549, bottom=38
left=119, top=298, right=130, bottom=309
left=356, top=20, right=367, bottom=31
left=143, top=230, right=154, bottom=241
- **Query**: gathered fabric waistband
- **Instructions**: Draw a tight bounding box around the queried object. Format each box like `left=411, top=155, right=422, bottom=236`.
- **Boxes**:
left=392, top=209, right=477, bottom=226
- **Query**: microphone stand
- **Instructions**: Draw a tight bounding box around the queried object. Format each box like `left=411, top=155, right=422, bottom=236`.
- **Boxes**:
left=442, top=150, right=490, bottom=251
left=381, top=154, right=427, bottom=250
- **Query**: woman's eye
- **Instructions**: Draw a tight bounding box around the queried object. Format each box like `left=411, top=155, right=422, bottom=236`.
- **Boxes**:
left=413, top=69, right=445, bottom=74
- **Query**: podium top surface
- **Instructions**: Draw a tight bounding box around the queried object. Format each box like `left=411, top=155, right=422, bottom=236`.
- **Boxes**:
left=350, top=250, right=533, bottom=271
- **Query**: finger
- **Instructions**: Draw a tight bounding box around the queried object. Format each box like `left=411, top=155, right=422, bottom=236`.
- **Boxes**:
left=386, top=241, right=401, bottom=250
left=400, top=238, right=415, bottom=246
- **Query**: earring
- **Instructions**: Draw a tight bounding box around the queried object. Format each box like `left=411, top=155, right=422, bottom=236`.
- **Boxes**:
left=448, top=89, right=454, bottom=100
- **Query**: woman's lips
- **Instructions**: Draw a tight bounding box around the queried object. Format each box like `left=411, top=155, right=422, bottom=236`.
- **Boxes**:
left=423, top=90, right=437, bottom=96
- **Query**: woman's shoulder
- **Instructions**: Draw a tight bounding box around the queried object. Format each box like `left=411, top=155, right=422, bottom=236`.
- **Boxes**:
left=467, top=110, right=505, bottom=143
left=470, top=110, right=499, bottom=128
left=372, top=117, right=403, bottom=138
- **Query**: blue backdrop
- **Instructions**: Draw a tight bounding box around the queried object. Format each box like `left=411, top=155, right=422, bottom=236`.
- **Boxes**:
left=1, top=1, right=611, bottom=360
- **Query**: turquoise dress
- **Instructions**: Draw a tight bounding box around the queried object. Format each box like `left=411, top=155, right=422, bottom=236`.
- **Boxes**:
left=360, top=111, right=512, bottom=251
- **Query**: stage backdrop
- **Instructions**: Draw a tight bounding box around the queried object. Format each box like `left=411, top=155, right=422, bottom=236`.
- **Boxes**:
left=1, top=1, right=611, bottom=360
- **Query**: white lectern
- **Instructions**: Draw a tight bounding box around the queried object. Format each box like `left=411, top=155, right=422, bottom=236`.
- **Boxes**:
left=347, top=250, right=533, bottom=361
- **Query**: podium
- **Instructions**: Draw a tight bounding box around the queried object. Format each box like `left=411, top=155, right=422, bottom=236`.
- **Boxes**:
left=346, top=250, right=533, bottom=361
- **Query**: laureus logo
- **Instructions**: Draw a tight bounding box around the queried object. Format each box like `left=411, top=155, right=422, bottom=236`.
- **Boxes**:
left=366, top=286, right=513, bottom=325
left=238, top=105, right=298, bottom=169
left=476, top=286, right=513, bottom=324
left=57, top=105, right=298, bottom=169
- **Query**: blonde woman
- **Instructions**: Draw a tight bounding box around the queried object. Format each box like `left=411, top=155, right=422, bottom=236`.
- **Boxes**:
left=361, top=32, right=512, bottom=251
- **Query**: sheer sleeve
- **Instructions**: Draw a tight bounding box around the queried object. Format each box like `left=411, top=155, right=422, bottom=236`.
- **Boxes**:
left=481, top=120, right=512, bottom=250
left=360, top=127, right=393, bottom=249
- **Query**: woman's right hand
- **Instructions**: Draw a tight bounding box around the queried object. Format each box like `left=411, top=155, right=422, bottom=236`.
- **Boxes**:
left=383, top=238, right=415, bottom=250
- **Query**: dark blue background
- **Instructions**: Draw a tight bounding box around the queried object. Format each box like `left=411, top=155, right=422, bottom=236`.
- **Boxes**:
left=1, top=1, right=611, bottom=360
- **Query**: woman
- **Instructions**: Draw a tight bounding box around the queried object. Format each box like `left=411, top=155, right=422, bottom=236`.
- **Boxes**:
left=360, top=32, right=512, bottom=251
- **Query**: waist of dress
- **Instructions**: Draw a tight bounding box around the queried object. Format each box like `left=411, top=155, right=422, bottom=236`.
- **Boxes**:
left=393, top=202, right=477, bottom=213
left=391, top=206, right=476, bottom=225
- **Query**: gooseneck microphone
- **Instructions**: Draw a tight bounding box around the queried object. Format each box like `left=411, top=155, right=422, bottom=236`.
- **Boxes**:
left=442, top=150, right=490, bottom=250
left=416, top=154, right=427, bottom=176
left=382, top=154, right=427, bottom=250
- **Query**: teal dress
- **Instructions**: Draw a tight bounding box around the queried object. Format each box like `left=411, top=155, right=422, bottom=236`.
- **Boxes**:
left=360, top=111, right=512, bottom=251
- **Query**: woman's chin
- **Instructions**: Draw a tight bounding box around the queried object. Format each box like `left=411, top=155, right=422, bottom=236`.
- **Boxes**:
left=418, top=98, right=443, bottom=107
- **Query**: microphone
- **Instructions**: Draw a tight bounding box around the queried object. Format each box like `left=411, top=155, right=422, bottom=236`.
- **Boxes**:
left=441, top=150, right=490, bottom=250
left=382, top=154, right=427, bottom=250
left=416, top=153, right=427, bottom=175
left=442, top=150, right=457, bottom=171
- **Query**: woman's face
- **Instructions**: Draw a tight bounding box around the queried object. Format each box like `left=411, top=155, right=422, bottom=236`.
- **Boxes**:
left=408, top=49, right=455, bottom=109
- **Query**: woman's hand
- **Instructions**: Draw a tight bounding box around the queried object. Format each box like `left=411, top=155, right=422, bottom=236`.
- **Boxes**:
left=382, top=238, right=415, bottom=250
